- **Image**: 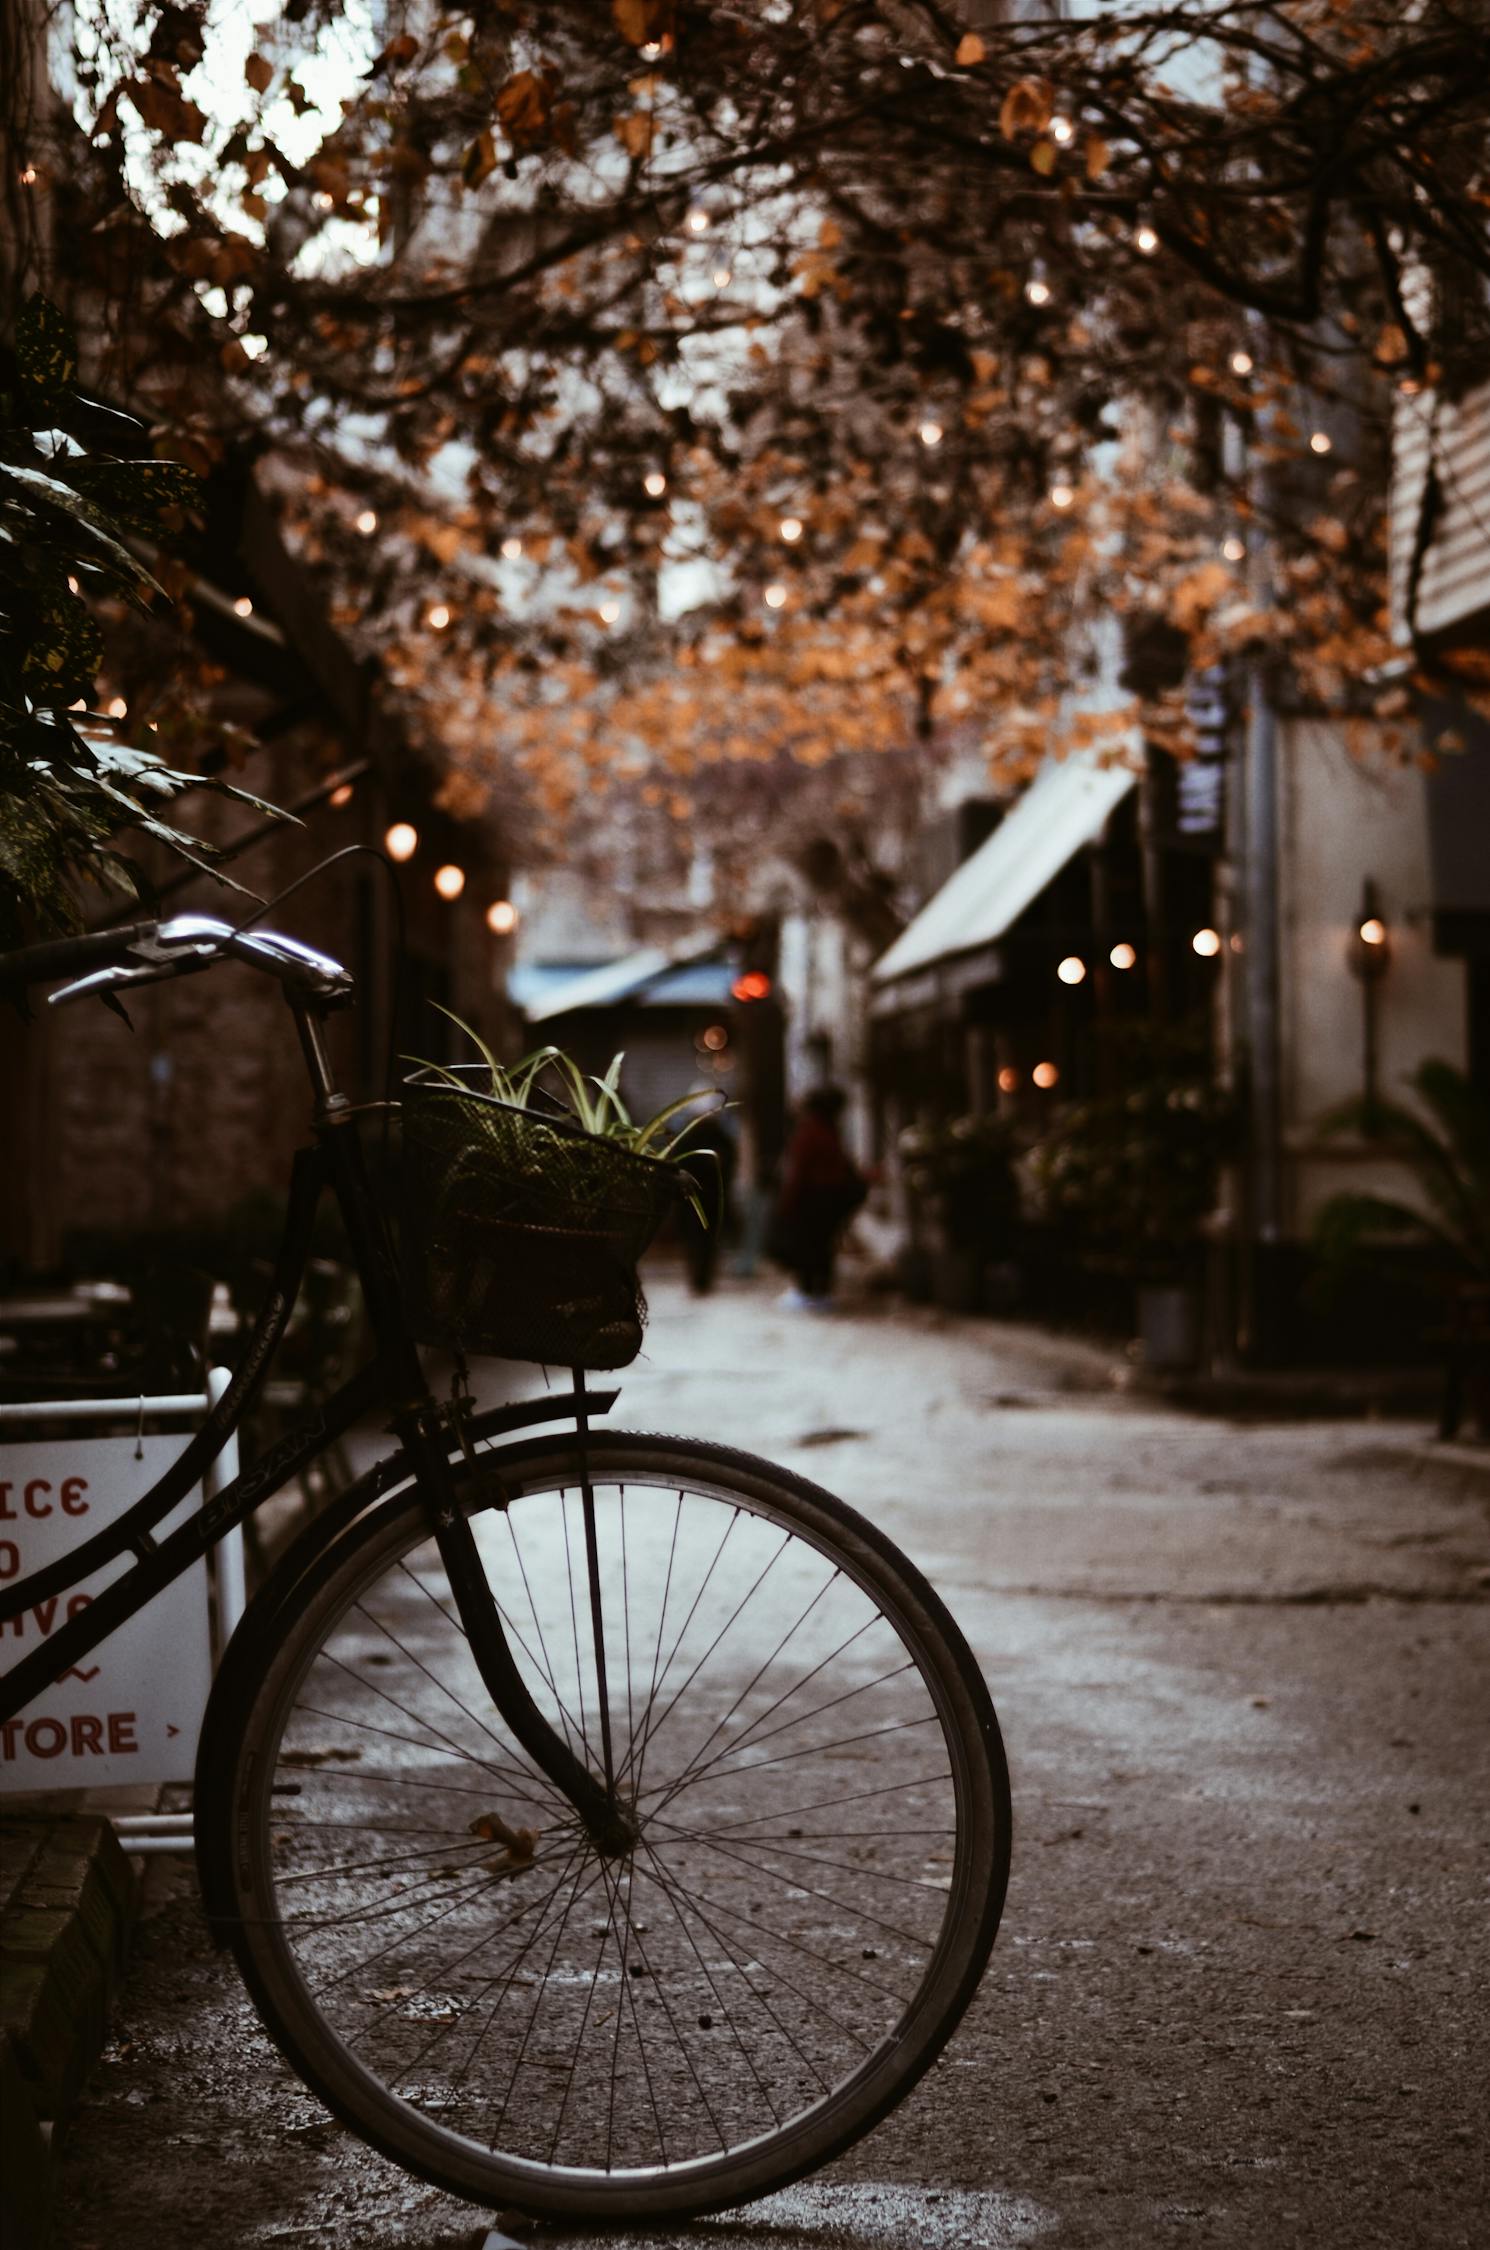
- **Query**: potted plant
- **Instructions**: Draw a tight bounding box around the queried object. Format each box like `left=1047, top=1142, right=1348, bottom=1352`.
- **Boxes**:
left=1314, top=1060, right=1490, bottom=1440
left=898, top=1112, right=1020, bottom=1312
left=1025, top=1054, right=1233, bottom=1366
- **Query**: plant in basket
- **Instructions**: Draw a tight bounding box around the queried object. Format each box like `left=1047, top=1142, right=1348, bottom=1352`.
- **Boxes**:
left=402, top=1012, right=726, bottom=1371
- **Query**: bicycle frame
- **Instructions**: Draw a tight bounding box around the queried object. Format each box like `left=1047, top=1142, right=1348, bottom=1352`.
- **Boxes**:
left=0, top=1012, right=626, bottom=1846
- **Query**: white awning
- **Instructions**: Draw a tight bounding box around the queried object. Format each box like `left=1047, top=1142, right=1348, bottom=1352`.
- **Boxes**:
left=873, top=751, right=1140, bottom=986
left=516, top=940, right=730, bottom=1023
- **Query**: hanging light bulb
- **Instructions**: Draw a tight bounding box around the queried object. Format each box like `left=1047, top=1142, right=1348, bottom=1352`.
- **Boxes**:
left=918, top=420, right=943, bottom=447
left=384, top=822, right=418, bottom=862
left=328, top=783, right=355, bottom=808
left=779, top=516, right=804, bottom=543
left=1110, top=942, right=1137, bottom=971
left=1222, top=535, right=1246, bottom=562
left=1309, top=430, right=1333, bottom=455
left=644, top=470, right=668, bottom=497
left=1192, top=927, right=1222, bottom=957
left=764, top=583, right=788, bottom=609
left=105, top=696, right=127, bottom=718
left=599, top=597, right=621, bottom=624
left=355, top=508, right=377, bottom=535
left=233, top=596, right=254, bottom=617
left=434, top=864, right=466, bottom=901
left=500, top=535, right=523, bottom=559
left=427, top=603, right=451, bottom=629
left=1026, top=277, right=1051, bottom=305
left=685, top=205, right=710, bottom=234
left=1050, top=481, right=1075, bottom=509
left=1051, top=114, right=1074, bottom=143
left=997, top=1066, right=1020, bottom=1093
left=1135, top=225, right=1159, bottom=254
left=712, top=264, right=733, bottom=289
left=1230, top=349, right=1253, bottom=376
left=486, top=899, right=520, bottom=936
left=1057, top=956, right=1086, bottom=985
left=1032, top=1061, right=1060, bottom=1089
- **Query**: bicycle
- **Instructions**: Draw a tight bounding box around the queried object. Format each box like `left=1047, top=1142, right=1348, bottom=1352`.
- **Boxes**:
left=0, top=911, right=1011, bottom=2224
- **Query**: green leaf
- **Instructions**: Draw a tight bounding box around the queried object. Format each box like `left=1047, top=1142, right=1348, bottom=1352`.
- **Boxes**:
left=58, top=457, right=202, bottom=534
left=0, top=462, right=166, bottom=600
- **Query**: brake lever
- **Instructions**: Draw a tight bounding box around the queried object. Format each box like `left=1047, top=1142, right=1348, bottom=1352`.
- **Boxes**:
left=48, top=956, right=211, bottom=1008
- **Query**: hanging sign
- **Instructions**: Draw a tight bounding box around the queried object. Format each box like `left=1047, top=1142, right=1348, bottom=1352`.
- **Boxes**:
left=0, top=1433, right=212, bottom=1792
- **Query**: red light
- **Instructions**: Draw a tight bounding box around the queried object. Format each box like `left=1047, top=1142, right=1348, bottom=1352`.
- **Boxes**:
left=731, top=971, right=772, bottom=1002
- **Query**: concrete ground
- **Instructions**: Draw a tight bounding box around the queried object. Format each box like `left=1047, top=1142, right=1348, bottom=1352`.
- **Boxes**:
left=49, top=1274, right=1490, bottom=2250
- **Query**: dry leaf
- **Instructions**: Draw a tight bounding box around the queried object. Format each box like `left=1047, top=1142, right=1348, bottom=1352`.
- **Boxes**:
left=613, top=0, right=674, bottom=46
left=955, top=33, right=986, bottom=67
left=999, top=78, right=1053, bottom=138
left=1030, top=138, right=1057, bottom=175
left=1085, top=133, right=1110, bottom=179
left=615, top=110, right=655, bottom=158
left=244, top=53, right=273, bottom=95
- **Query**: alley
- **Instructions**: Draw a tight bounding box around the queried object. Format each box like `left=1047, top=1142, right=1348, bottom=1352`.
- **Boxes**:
left=50, top=1276, right=1490, bottom=2250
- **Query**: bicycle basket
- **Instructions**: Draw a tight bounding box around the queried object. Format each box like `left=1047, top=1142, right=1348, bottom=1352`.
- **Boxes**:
left=400, top=1069, right=687, bottom=1369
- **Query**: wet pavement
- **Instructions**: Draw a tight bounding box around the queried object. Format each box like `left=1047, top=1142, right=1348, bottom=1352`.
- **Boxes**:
left=50, top=1275, right=1490, bottom=2250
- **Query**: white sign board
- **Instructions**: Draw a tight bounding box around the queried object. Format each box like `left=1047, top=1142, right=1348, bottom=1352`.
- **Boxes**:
left=0, top=1433, right=212, bottom=1791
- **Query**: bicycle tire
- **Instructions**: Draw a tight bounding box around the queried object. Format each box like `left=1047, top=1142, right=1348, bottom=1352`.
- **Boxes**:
left=211, top=1432, right=1010, bottom=2221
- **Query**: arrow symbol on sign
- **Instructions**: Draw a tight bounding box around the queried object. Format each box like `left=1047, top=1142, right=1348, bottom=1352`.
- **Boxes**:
left=64, top=1665, right=100, bottom=1683
left=166, top=1724, right=179, bottom=1738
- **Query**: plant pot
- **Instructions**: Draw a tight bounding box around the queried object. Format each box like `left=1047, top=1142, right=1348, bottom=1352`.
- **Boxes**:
left=1138, top=1281, right=1201, bottom=1373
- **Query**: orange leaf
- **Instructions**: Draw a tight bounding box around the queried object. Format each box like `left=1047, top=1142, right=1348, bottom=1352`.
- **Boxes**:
left=613, top=0, right=675, bottom=46
left=1030, top=138, right=1057, bottom=176
left=244, top=53, right=273, bottom=95
left=955, top=33, right=986, bottom=67
left=999, top=78, right=1053, bottom=138
left=615, top=110, right=655, bottom=158
left=1084, top=133, right=1110, bottom=180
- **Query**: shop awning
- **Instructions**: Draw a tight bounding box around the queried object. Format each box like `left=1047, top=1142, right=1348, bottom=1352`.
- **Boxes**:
left=872, top=751, right=1140, bottom=990
left=513, top=944, right=733, bottom=1022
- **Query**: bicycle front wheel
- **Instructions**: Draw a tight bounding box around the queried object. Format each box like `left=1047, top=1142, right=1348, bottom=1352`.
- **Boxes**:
left=216, top=1433, right=1010, bottom=2220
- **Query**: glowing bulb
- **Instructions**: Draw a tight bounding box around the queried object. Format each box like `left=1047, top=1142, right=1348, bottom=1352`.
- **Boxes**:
left=1051, top=114, right=1074, bottom=143
left=1135, top=225, right=1159, bottom=254
left=105, top=696, right=127, bottom=718
left=427, top=603, right=451, bottom=629
left=1032, top=1061, right=1060, bottom=1090
left=712, top=265, right=732, bottom=289
left=1222, top=536, right=1246, bottom=562
left=1110, top=942, right=1137, bottom=970
left=997, top=1066, right=1020, bottom=1093
left=1057, top=955, right=1086, bottom=985
left=328, top=783, right=354, bottom=808
left=699, top=1023, right=729, bottom=1052
left=918, top=420, right=943, bottom=448
left=640, top=39, right=662, bottom=59
left=384, top=822, right=418, bottom=862
left=1026, top=278, right=1050, bottom=305
left=434, top=864, right=466, bottom=901
left=764, top=583, right=787, bottom=609
left=644, top=470, right=667, bottom=497
left=1309, top=430, right=1332, bottom=454
left=1192, top=926, right=1222, bottom=957
left=501, top=535, right=523, bottom=559
left=685, top=206, right=710, bottom=234
left=1230, top=350, right=1253, bottom=376
left=355, top=508, right=377, bottom=534
left=313, top=191, right=334, bottom=212
left=1359, top=916, right=1387, bottom=947
left=779, top=516, right=804, bottom=543
left=233, top=595, right=254, bottom=617
left=20, top=166, right=37, bottom=187
left=1050, top=481, right=1075, bottom=509
left=599, top=597, right=621, bottom=623
left=487, top=899, right=519, bottom=936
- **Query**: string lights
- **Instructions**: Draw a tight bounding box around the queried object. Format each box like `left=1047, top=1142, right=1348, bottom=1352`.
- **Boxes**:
left=1057, top=956, right=1086, bottom=984
left=764, top=583, right=788, bottom=609
left=1109, top=942, right=1137, bottom=970
left=486, top=899, right=520, bottom=935
left=918, top=420, right=944, bottom=447
left=1222, top=536, right=1246, bottom=562
left=1050, top=481, right=1075, bottom=509
left=434, top=864, right=466, bottom=901
left=427, top=603, right=451, bottom=629
left=1135, top=225, right=1159, bottom=254
left=1309, top=431, right=1333, bottom=455
left=355, top=509, right=377, bottom=535
left=644, top=471, right=668, bottom=497
left=1192, top=927, right=1222, bottom=957
left=1032, top=1061, right=1060, bottom=1089
left=779, top=516, right=804, bottom=543
left=1026, top=277, right=1051, bottom=305
left=233, top=596, right=253, bottom=617
left=1230, top=350, right=1253, bottom=376
left=384, top=822, right=418, bottom=862
left=599, top=597, right=622, bottom=624
left=500, top=535, right=523, bottom=559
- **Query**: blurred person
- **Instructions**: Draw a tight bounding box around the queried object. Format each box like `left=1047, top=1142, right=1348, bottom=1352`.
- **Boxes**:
left=771, top=1086, right=867, bottom=1308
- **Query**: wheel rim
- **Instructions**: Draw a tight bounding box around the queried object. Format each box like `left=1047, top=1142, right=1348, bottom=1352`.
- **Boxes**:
left=240, top=1458, right=991, bottom=2201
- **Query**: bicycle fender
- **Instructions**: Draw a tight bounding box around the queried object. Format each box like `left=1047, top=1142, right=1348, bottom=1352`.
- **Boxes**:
left=192, top=1385, right=613, bottom=1944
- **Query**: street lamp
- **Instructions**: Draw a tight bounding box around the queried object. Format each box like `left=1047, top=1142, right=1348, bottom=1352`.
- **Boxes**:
left=1349, top=879, right=1390, bottom=1116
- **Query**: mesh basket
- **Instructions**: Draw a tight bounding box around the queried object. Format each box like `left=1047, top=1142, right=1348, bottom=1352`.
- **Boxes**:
left=400, top=1069, right=686, bottom=1369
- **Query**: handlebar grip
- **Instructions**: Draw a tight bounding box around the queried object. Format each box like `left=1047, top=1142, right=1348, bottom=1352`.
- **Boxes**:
left=0, top=921, right=155, bottom=992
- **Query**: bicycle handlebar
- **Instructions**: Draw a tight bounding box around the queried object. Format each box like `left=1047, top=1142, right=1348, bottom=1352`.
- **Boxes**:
left=0, top=914, right=354, bottom=1004
left=0, top=921, right=156, bottom=992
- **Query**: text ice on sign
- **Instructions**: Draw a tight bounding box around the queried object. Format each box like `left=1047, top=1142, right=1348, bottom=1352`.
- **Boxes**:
left=1, top=1433, right=213, bottom=1791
